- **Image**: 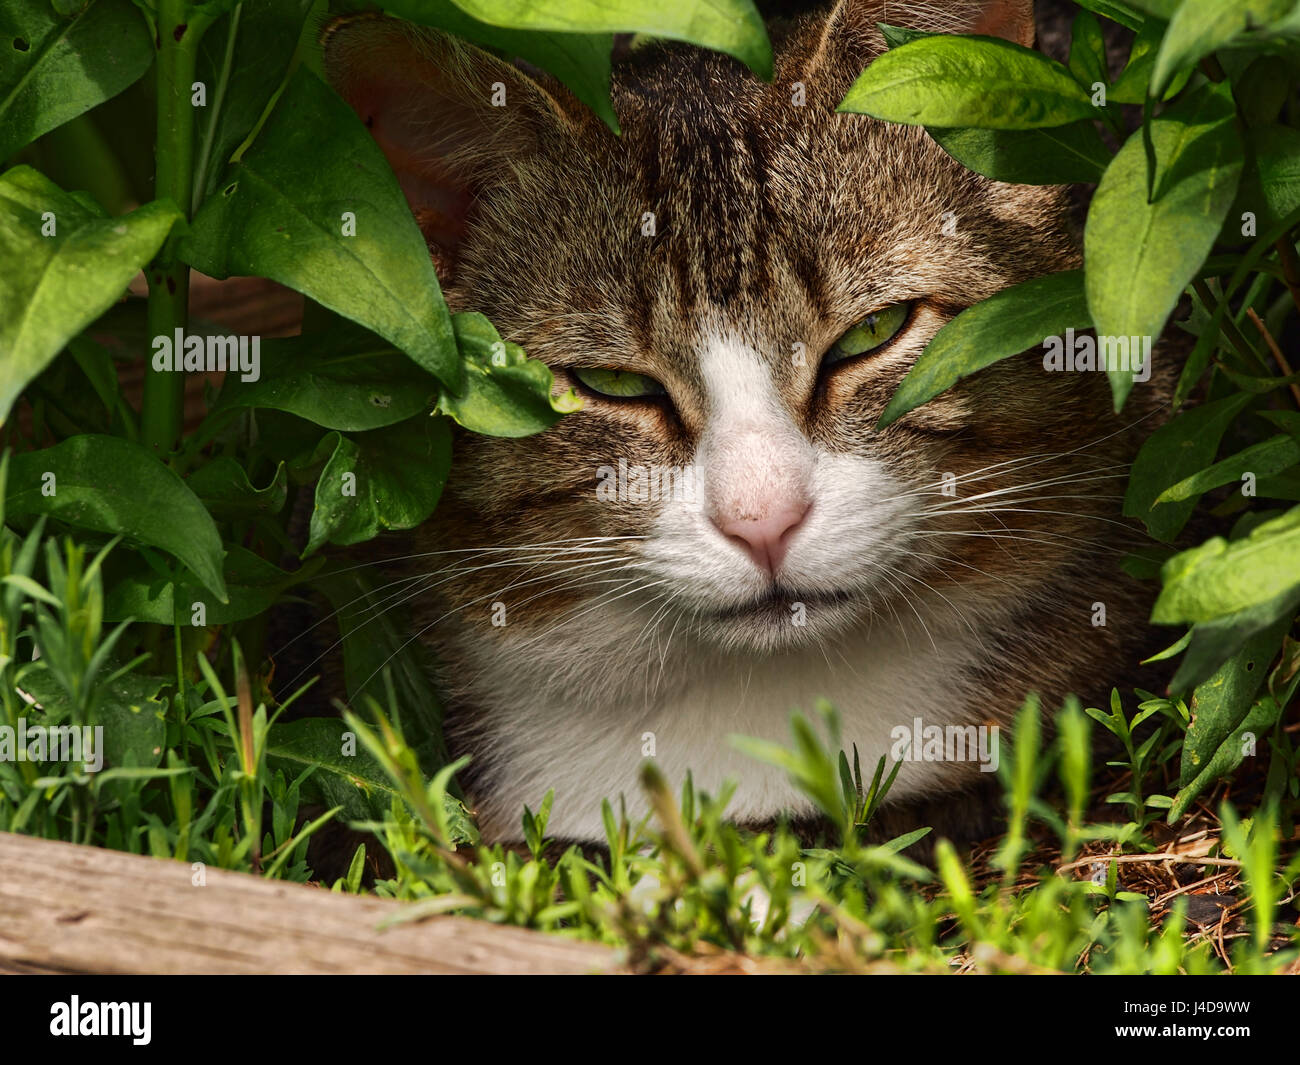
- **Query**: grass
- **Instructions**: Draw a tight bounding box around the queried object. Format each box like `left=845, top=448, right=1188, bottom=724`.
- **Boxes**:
left=1, top=522, right=1297, bottom=974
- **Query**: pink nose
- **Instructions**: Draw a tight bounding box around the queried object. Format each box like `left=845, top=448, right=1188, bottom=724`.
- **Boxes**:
left=712, top=502, right=810, bottom=576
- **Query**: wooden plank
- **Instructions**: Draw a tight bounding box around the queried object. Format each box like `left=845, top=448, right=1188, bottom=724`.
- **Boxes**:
left=0, top=832, right=624, bottom=975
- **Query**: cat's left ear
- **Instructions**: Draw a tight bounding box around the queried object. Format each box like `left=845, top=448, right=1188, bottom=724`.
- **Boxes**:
left=797, top=0, right=1037, bottom=101
left=322, top=13, right=579, bottom=283
left=965, top=0, right=1035, bottom=47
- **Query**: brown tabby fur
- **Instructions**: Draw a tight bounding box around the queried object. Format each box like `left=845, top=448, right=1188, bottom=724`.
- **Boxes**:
left=317, top=1, right=1176, bottom=851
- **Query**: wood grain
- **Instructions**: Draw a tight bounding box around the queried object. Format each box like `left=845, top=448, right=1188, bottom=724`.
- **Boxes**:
left=0, top=832, right=624, bottom=975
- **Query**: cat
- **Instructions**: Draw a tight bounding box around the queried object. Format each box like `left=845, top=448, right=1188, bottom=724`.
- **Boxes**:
left=321, top=0, right=1174, bottom=845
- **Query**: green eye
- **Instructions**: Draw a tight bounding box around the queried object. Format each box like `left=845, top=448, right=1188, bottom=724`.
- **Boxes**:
left=572, top=366, right=667, bottom=399
left=825, top=302, right=910, bottom=365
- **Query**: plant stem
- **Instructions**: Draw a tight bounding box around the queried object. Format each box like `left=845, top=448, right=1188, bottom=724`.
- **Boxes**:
left=143, top=3, right=211, bottom=456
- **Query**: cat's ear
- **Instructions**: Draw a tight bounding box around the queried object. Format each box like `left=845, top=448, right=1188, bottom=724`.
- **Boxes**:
left=797, top=0, right=1036, bottom=101
left=963, top=0, right=1035, bottom=47
left=322, top=14, right=576, bottom=282
left=857, top=0, right=1035, bottom=45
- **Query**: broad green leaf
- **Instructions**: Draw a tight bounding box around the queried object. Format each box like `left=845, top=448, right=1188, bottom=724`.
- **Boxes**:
left=439, top=312, right=582, bottom=436
left=17, top=664, right=168, bottom=769
left=104, top=545, right=320, bottom=625
left=5, top=435, right=228, bottom=601
left=1067, top=10, right=1108, bottom=89
left=1169, top=624, right=1288, bottom=820
left=839, top=35, right=1096, bottom=129
left=1153, top=0, right=1296, bottom=97
left=0, top=167, right=181, bottom=424
left=314, top=570, right=452, bottom=772
left=212, top=325, right=439, bottom=432
left=304, top=415, right=452, bottom=555
left=186, top=457, right=287, bottom=520
left=1108, top=16, right=1193, bottom=103
left=1153, top=504, right=1300, bottom=623
left=181, top=68, right=461, bottom=390
left=1230, top=124, right=1300, bottom=234
left=1084, top=81, right=1243, bottom=409
left=877, top=271, right=1091, bottom=429
left=266, top=717, right=472, bottom=838
left=1233, top=56, right=1292, bottom=128
left=384, top=0, right=618, bottom=131
left=1169, top=582, right=1300, bottom=693
left=1155, top=434, right=1300, bottom=505
left=1123, top=392, right=1252, bottom=542
left=441, top=0, right=772, bottom=78
left=0, top=0, right=152, bottom=161
left=927, top=122, right=1111, bottom=185
left=193, top=0, right=316, bottom=211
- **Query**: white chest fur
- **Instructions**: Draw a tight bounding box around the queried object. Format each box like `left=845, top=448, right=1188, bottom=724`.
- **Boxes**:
left=458, top=596, right=985, bottom=842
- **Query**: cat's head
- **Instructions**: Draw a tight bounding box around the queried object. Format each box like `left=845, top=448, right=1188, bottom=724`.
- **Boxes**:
left=324, top=1, right=1142, bottom=660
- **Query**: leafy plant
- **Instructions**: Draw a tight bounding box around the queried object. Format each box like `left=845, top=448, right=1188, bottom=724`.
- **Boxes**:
left=2, top=0, right=1298, bottom=974
left=841, top=0, right=1300, bottom=819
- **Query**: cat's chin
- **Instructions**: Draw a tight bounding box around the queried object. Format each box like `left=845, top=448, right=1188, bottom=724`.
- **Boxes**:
left=698, top=586, right=863, bottom=653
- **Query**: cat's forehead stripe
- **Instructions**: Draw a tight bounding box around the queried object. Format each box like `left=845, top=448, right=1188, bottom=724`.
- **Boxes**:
left=697, top=327, right=784, bottom=425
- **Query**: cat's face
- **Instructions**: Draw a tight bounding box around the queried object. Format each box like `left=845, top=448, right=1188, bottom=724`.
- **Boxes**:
left=325, top=1, right=1174, bottom=841
left=327, top=1, right=1118, bottom=657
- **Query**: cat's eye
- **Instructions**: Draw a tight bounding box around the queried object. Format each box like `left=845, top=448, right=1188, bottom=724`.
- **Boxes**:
left=572, top=366, right=667, bottom=399
left=824, top=302, right=911, bottom=367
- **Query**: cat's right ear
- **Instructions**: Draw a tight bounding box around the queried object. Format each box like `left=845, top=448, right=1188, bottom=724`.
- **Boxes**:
left=322, top=14, right=576, bottom=282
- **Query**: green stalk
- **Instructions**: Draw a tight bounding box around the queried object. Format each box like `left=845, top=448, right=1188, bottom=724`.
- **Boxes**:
left=143, top=2, right=212, bottom=456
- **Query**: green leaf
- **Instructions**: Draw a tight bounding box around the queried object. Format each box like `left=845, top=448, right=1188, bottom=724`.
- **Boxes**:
left=1155, top=434, right=1300, bottom=505
left=1067, top=10, right=1108, bottom=90
left=181, top=68, right=461, bottom=390
left=104, top=544, right=319, bottom=625
left=926, top=121, right=1111, bottom=185
left=876, top=271, right=1090, bottom=429
left=1084, top=81, right=1244, bottom=409
left=1153, top=0, right=1297, bottom=97
left=384, top=0, right=618, bottom=132
left=267, top=717, right=471, bottom=839
left=1153, top=504, right=1300, bottom=624
left=0, top=166, right=181, bottom=424
left=186, top=458, right=287, bottom=520
left=839, top=34, right=1096, bottom=129
left=192, top=0, right=316, bottom=211
left=304, top=416, right=452, bottom=556
left=439, top=312, right=582, bottom=437
left=1126, top=0, right=1181, bottom=17
left=212, top=325, right=439, bottom=432
left=1230, top=124, right=1300, bottom=234
left=1261, top=410, right=1300, bottom=441
left=877, top=23, right=934, bottom=50
left=1071, top=0, right=1146, bottom=31
left=1169, top=632, right=1288, bottom=821
left=1169, top=582, right=1300, bottom=693
left=0, top=0, right=153, bottom=161
left=5, top=435, right=228, bottom=601
left=1109, top=16, right=1193, bottom=104
left=17, top=664, right=168, bottom=769
left=1123, top=392, right=1252, bottom=542
left=439, top=0, right=772, bottom=79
